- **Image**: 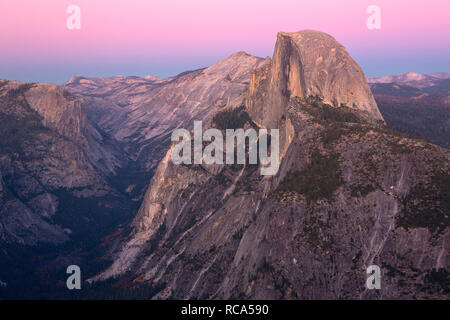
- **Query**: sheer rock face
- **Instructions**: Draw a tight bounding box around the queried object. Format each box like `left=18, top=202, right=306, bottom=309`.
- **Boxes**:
left=24, top=84, right=89, bottom=144
left=247, top=30, right=384, bottom=130
left=0, top=81, right=124, bottom=245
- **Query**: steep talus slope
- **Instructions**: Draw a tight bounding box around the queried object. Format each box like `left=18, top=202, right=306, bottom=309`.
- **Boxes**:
left=94, top=31, right=449, bottom=299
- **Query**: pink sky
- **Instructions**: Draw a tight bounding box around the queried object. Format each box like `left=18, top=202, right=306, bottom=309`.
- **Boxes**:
left=1, top=0, right=449, bottom=83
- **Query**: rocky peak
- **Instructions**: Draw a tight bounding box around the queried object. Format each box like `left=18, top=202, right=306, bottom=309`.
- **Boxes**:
left=202, top=51, right=269, bottom=82
left=247, top=30, right=384, bottom=129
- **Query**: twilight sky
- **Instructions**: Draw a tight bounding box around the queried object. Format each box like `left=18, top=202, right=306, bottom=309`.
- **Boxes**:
left=1, top=0, right=449, bottom=84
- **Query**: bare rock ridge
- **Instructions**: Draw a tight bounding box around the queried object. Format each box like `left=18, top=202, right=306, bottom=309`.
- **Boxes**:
left=247, top=30, right=384, bottom=130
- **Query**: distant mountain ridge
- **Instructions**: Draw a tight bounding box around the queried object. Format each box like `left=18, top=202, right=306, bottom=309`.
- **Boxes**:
left=368, top=72, right=450, bottom=150
left=368, top=72, right=450, bottom=84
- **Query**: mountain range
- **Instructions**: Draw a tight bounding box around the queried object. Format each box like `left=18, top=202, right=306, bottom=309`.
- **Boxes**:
left=368, top=72, right=450, bottom=85
left=0, top=30, right=449, bottom=299
left=368, top=72, right=450, bottom=150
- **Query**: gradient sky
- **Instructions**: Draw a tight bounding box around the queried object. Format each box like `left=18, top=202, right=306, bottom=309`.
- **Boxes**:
left=1, top=0, right=449, bottom=84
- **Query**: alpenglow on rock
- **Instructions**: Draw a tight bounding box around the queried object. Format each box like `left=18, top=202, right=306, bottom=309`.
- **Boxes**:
left=247, top=30, right=384, bottom=129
